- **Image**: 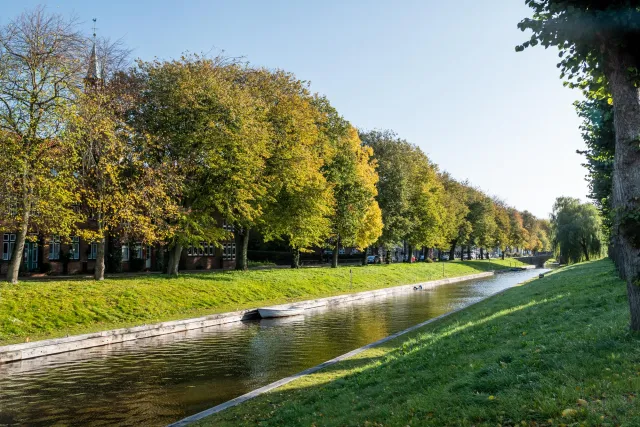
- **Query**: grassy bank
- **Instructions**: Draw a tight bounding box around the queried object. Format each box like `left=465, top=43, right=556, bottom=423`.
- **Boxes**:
left=199, top=259, right=640, bottom=427
left=0, top=259, right=524, bottom=345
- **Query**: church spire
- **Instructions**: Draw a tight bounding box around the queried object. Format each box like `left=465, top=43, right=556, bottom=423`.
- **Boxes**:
left=85, top=19, right=101, bottom=88
left=86, top=43, right=99, bottom=82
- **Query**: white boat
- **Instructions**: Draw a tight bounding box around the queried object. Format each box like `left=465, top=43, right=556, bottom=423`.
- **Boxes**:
left=257, top=306, right=305, bottom=318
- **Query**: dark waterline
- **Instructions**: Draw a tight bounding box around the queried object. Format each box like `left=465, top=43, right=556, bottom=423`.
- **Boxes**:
left=0, top=268, right=548, bottom=426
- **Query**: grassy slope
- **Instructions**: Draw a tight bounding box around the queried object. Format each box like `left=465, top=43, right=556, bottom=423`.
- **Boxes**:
left=199, top=260, right=640, bottom=427
left=0, top=259, right=524, bottom=345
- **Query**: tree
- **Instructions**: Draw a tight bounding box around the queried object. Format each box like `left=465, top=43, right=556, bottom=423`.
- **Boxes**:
left=0, top=7, right=85, bottom=283
left=440, top=173, right=471, bottom=260
left=403, top=150, right=447, bottom=262
left=360, top=130, right=412, bottom=262
left=133, top=56, right=269, bottom=275
left=492, top=199, right=512, bottom=259
left=69, top=56, right=179, bottom=280
left=467, top=192, right=497, bottom=259
left=551, top=197, right=603, bottom=264
left=255, top=70, right=333, bottom=268
left=575, top=99, right=615, bottom=246
left=508, top=208, right=526, bottom=256
left=318, top=103, right=382, bottom=267
left=518, top=0, right=640, bottom=329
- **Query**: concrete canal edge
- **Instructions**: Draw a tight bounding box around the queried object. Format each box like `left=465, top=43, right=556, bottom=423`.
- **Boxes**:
left=0, top=270, right=512, bottom=364
left=166, top=273, right=533, bottom=427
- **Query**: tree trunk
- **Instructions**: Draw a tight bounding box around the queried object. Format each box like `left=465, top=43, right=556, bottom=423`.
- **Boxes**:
left=167, top=243, right=182, bottom=276
left=7, top=211, right=29, bottom=284
left=407, top=244, right=414, bottom=263
left=94, top=232, right=106, bottom=281
left=234, top=227, right=250, bottom=271
left=362, top=247, right=368, bottom=266
left=467, top=245, right=471, bottom=260
left=291, top=247, right=300, bottom=269
left=386, top=247, right=391, bottom=264
left=603, top=43, right=640, bottom=330
left=449, top=240, right=457, bottom=260
left=479, top=247, right=484, bottom=260
left=331, top=237, right=339, bottom=268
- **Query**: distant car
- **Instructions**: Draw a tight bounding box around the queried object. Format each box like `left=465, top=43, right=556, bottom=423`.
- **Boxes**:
left=419, top=255, right=425, bottom=261
left=441, top=254, right=450, bottom=261
left=367, top=255, right=381, bottom=264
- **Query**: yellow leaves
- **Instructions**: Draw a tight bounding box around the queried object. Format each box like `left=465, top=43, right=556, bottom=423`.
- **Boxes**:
left=561, top=408, right=577, bottom=417
left=576, top=398, right=588, bottom=406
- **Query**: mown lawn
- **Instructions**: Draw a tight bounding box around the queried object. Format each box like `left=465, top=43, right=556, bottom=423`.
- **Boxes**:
left=198, top=259, right=640, bottom=427
left=0, top=259, right=524, bottom=345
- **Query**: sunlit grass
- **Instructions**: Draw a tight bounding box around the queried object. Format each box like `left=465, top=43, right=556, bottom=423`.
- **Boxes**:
left=0, top=259, right=524, bottom=345
left=198, top=259, right=640, bottom=427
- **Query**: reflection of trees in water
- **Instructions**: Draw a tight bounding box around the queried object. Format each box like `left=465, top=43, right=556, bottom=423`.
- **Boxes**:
left=0, top=322, right=264, bottom=426
left=0, top=269, right=546, bottom=426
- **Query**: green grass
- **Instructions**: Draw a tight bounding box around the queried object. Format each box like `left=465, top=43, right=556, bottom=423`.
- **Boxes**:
left=0, top=258, right=524, bottom=345
left=198, top=259, right=640, bottom=427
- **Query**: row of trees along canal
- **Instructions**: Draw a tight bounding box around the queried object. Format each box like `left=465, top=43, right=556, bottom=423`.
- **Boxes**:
left=518, top=0, right=640, bottom=330
left=0, top=7, right=550, bottom=285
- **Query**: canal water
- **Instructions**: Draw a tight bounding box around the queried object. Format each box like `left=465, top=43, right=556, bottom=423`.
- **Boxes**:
left=0, top=268, right=547, bottom=426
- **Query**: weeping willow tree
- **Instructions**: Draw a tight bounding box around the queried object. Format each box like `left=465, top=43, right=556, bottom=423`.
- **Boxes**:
left=551, top=197, right=604, bottom=264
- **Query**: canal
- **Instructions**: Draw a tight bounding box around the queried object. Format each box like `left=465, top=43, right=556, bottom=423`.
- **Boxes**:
left=0, top=268, right=547, bottom=426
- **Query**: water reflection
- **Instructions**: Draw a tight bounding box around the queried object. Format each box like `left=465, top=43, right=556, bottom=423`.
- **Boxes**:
left=0, top=268, right=547, bottom=426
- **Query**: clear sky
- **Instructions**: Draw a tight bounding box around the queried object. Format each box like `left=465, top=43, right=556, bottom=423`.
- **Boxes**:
left=2, top=0, right=589, bottom=218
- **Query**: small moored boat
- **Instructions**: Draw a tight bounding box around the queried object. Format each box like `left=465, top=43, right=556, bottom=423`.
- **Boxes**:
left=258, top=306, right=305, bottom=318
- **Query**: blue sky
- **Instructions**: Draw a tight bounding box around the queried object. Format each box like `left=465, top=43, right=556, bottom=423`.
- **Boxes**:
left=2, top=0, right=588, bottom=218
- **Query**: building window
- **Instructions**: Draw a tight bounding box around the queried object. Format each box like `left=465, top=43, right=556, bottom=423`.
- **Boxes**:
left=134, top=243, right=143, bottom=260
left=88, top=242, right=97, bottom=260
left=121, top=245, right=130, bottom=262
left=223, top=243, right=236, bottom=261
left=49, top=235, right=60, bottom=260
left=207, top=242, right=215, bottom=256
left=222, top=220, right=234, bottom=232
left=2, top=234, right=15, bottom=261
left=70, top=236, right=80, bottom=260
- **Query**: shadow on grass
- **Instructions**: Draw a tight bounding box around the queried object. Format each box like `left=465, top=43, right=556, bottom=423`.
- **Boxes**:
left=200, top=286, right=571, bottom=426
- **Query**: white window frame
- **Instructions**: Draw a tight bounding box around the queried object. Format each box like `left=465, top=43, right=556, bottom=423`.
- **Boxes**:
left=135, top=243, right=143, bottom=260
left=121, top=245, right=130, bottom=262
left=3, top=234, right=16, bottom=261
left=70, top=236, right=80, bottom=260
left=223, top=243, right=236, bottom=261
left=49, top=235, right=60, bottom=260
left=88, top=242, right=97, bottom=260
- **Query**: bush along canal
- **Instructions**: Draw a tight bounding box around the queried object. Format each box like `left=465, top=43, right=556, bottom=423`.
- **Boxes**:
left=0, top=267, right=546, bottom=426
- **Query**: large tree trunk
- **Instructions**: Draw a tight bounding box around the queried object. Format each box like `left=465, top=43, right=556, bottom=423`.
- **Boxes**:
left=331, top=237, right=339, bottom=268
left=167, top=243, right=182, bottom=276
left=604, top=43, right=640, bottom=330
left=362, top=247, right=368, bottom=266
left=467, top=245, right=471, bottom=260
left=94, top=232, right=106, bottom=281
left=385, top=247, right=391, bottom=264
left=407, top=244, right=414, bottom=263
left=234, top=227, right=250, bottom=271
left=291, top=247, right=300, bottom=269
left=479, top=247, right=484, bottom=260
left=7, top=209, right=29, bottom=284
left=449, top=240, right=457, bottom=260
